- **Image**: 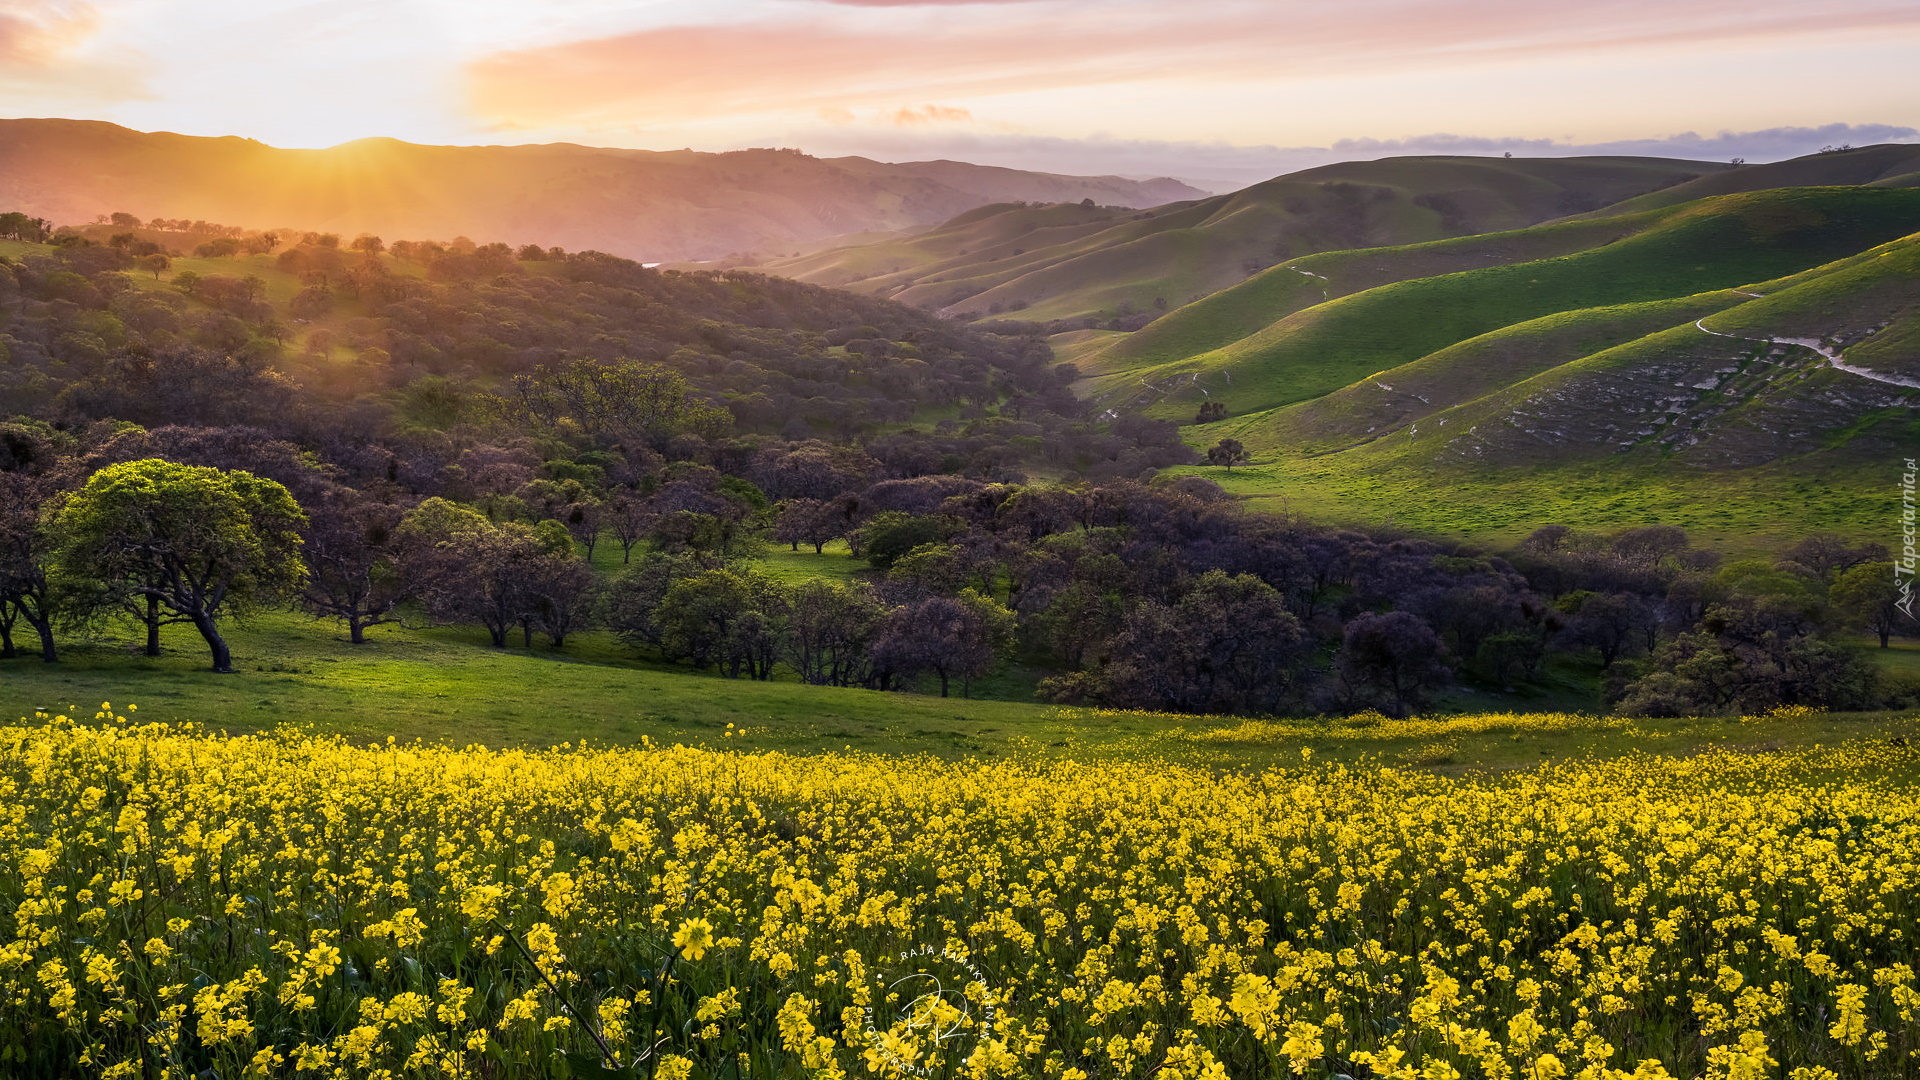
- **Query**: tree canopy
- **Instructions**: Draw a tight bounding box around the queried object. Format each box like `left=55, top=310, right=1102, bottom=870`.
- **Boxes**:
left=46, top=458, right=306, bottom=671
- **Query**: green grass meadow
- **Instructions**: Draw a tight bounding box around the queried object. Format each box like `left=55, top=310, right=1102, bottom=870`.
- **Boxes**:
left=3, top=585, right=1916, bottom=776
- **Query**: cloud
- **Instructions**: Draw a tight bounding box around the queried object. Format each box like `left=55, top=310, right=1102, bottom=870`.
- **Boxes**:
left=0, top=1, right=99, bottom=66
left=0, top=0, right=147, bottom=105
left=465, top=0, right=1920, bottom=133
left=885, top=104, right=972, bottom=126
left=809, top=0, right=1057, bottom=5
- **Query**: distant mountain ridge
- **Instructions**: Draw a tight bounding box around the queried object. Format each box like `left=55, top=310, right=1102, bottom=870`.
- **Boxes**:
left=0, top=118, right=1206, bottom=262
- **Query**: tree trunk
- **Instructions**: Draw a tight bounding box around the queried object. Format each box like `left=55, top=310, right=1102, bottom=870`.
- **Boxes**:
left=19, top=602, right=56, bottom=663
left=938, top=670, right=950, bottom=697
left=145, top=596, right=162, bottom=656
left=191, top=611, right=234, bottom=673
left=348, top=617, right=367, bottom=644
left=0, top=608, right=15, bottom=658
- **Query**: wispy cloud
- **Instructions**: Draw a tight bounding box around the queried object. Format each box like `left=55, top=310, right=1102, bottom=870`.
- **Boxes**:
left=465, top=0, right=1920, bottom=134
left=0, top=0, right=148, bottom=105
left=0, top=1, right=100, bottom=66
left=808, top=0, right=1058, bottom=5
left=885, top=104, right=972, bottom=126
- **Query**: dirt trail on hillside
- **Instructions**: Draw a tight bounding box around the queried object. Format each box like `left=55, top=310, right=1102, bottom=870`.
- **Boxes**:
left=1694, top=316, right=1920, bottom=389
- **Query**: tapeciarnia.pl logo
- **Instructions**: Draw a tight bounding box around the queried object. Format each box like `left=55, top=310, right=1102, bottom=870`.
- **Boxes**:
left=1899, top=457, right=1916, bottom=620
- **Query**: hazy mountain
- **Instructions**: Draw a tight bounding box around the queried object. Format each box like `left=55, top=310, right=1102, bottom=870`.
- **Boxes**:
left=0, top=118, right=1205, bottom=262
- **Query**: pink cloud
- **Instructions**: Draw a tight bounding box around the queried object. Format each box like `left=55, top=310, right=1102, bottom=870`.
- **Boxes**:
left=808, top=0, right=1056, bottom=5
left=0, top=1, right=100, bottom=67
left=465, top=1, right=1920, bottom=132
left=886, top=104, right=973, bottom=126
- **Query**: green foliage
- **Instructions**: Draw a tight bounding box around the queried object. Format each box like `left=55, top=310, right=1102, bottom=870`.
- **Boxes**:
left=504, top=358, right=730, bottom=446
left=858, top=512, right=959, bottom=570
left=45, top=459, right=306, bottom=672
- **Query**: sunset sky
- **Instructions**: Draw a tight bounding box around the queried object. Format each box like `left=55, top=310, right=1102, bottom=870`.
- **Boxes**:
left=3, top=0, right=1917, bottom=186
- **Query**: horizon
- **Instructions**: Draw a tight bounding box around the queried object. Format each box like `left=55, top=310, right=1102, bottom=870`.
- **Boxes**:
left=1, top=113, right=1911, bottom=197
left=1, top=0, right=1914, bottom=188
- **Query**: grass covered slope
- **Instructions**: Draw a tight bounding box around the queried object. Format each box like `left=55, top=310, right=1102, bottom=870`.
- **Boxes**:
left=1255, top=292, right=1748, bottom=453
left=1097, top=187, right=1920, bottom=422
left=1129, top=190, right=1920, bottom=547
left=5, top=710, right=1918, bottom=1078
left=765, top=154, right=1719, bottom=327
left=1580, top=143, right=1920, bottom=217
left=1083, top=213, right=1658, bottom=375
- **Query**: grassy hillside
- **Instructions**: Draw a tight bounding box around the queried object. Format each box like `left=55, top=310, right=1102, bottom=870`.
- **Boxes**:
left=1089, top=187, right=1920, bottom=422
left=1256, top=292, right=1747, bottom=453
left=1146, top=198, right=1920, bottom=548
left=1580, top=143, right=1920, bottom=216
left=1081, top=213, right=1656, bottom=374
left=765, top=154, right=1719, bottom=327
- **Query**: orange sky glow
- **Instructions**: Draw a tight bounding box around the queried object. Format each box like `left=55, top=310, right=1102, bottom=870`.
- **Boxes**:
left=2, top=0, right=1915, bottom=185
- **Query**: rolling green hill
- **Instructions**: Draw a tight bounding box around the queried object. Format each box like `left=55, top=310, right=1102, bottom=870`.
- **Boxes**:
left=1576, top=143, right=1920, bottom=216
left=764, top=155, right=1720, bottom=326
left=1148, top=190, right=1920, bottom=547
left=761, top=153, right=1920, bottom=545
left=1087, top=187, right=1920, bottom=418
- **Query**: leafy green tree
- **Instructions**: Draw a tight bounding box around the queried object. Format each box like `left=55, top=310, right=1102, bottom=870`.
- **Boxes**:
left=1830, top=563, right=1911, bottom=648
left=783, top=579, right=884, bottom=686
left=858, top=511, right=958, bottom=570
left=46, top=459, right=306, bottom=672
left=505, top=358, right=729, bottom=447
left=398, top=500, right=581, bottom=648
left=1205, top=438, right=1249, bottom=469
left=656, top=567, right=787, bottom=679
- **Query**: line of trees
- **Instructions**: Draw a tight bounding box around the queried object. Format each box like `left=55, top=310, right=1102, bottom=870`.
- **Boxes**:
left=2, top=416, right=1913, bottom=712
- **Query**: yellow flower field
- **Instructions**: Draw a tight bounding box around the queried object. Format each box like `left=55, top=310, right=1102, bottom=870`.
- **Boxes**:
left=3, top=707, right=1918, bottom=1079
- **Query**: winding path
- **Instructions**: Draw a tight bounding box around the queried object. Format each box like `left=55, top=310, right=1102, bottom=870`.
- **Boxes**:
left=1694, top=316, right=1920, bottom=389
left=1284, top=265, right=1330, bottom=300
